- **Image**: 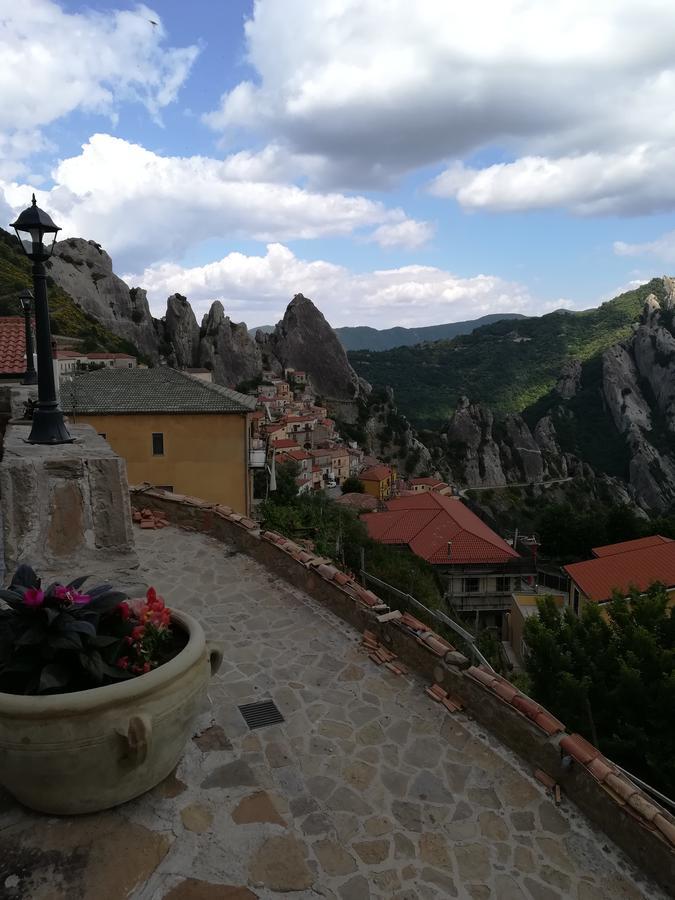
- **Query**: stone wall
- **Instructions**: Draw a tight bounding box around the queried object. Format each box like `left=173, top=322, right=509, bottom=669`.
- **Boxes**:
left=130, top=485, right=675, bottom=894
left=2, top=424, right=140, bottom=589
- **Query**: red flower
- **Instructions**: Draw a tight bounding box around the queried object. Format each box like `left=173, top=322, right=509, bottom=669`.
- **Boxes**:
left=116, top=657, right=129, bottom=670
left=146, top=586, right=158, bottom=605
left=142, top=662, right=151, bottom=674
left=131, top=625, right=145, bottom=640
left=117, top=601, right=131, bottom=620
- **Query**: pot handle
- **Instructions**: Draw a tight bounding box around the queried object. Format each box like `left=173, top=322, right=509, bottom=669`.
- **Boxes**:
left=207, top=642, right=224, bottom=676
left=118, top=714, right=152, bottom=766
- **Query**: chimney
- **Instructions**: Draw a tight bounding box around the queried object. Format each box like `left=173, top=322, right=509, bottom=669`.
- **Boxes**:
left=447, top=541, right=452, bottom=559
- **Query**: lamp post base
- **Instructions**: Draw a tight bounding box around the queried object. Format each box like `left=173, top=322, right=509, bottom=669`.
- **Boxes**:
left=26, top=408, right=75, bottom=445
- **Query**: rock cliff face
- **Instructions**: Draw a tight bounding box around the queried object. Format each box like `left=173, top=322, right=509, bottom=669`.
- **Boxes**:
left=267, top=294, right=363, bottom=404
left=197, top=301, right=263, bottom=387
left=48, top=239, right=159, bottom=360
left=363, top=386, right=432, bottom=476
left=599, top=293, right=675, bottom=511
left=437, top=282, right=675, bottom=514
left=163, top=294, right=200, bottom=368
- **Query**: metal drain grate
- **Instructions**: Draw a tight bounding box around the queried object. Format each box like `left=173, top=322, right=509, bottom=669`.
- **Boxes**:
left=238, top=699, right=284, bottom=730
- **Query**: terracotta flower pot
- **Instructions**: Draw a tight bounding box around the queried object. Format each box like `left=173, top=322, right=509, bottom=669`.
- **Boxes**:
left=0, top=610, right=222, bottom=814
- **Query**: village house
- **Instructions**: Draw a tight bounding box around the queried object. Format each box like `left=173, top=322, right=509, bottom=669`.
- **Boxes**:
left=564, top=535, right=675, bottom=615
left=61, top=367, right=256, bottom=514
left=408, top=475, right=452, bottom=495
left=360, top=464, right=395, bottom=500
left=330, top=447, right=349, bottom=485
left=362, top=492, right=536, bottom=613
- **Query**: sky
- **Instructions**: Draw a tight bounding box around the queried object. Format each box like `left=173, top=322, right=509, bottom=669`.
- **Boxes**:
left=2, top=1, right=675, bottom=329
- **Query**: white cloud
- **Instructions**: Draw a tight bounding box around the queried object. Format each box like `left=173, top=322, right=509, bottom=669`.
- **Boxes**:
left=368, top=218, right=435, bottom=249
left=431, top=146, right=675, bottom=216
left=126, top=242, right=556, bottom=329
left=0, top=1, right=198, bottom=177
left=614, top=232, right=675, bottom=264
left=0, top=134, right=428, bottom=270
left=204, top=0, right=675, bottom=213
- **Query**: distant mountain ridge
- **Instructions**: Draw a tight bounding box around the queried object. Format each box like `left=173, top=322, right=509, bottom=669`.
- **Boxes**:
left=249, top=313, right=527, bottom=350
left=348, top=281, right=665, bottom=427
left=334, top=314, right=527, bottom=350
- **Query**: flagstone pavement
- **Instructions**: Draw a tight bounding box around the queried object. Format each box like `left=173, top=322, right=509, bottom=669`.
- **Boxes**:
left=0, top=525, right=666, bottom=900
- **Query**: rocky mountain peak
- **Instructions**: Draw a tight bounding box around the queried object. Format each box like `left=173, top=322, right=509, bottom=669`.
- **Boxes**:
left=164, top=293, right=199, bottom=368
left=48, top=238, right=159, bottom=360
left=268, top=293, right=364, bottom=407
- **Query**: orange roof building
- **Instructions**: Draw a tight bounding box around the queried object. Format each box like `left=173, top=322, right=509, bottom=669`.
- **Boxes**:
left=564, top=537, right=675, bottom=611
left=363, top=492, right=518, bottom=566
left=362, top=492, right=531, bottom=612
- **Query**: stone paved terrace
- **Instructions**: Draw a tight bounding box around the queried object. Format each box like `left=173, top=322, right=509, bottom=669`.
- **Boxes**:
left=0, top=525, right=667, bottom=900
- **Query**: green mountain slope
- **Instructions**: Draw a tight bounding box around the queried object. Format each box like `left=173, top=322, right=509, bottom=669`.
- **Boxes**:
left=349, top=279, right=667, bottom=427
left=335, top=313, right=526, bottom=351
left=0, top=228, right=141, bottom=357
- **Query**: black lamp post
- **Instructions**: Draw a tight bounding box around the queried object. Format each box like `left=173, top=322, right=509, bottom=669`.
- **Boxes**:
left=18, top=289, right=37, bottom=385
left=10, top=196, right=73, bottom=444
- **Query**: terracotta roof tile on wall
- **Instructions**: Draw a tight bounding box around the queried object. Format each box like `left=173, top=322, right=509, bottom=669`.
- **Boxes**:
left=565, top=541, right=675, bottom=603
left=362, top=492, right=518, bottom=565
left=0, top=317, right=28, bottom=375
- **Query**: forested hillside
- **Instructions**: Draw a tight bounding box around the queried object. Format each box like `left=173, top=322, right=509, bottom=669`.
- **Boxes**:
left=349, top=280, right=667, bottom=427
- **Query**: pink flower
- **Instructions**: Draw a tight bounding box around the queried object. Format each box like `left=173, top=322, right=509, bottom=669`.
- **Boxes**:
left=117, top=601, right=131, bottom=620
left=131, top=625, right=145, bottom=641
left=23, top=588, right=44, bottom=607
left=53, top=585, right=91, bottom=605
left=116, top=657, right=129, bottom=670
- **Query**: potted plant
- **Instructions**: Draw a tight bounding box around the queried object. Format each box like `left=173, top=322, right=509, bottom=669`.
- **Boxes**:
left=0, top=566, right=222, bottom=814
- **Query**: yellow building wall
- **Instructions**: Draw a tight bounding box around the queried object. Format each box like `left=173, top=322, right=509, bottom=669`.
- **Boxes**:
left=362, top=476, right=391, bottom=500
left=72, top=412, right=249, bottom=514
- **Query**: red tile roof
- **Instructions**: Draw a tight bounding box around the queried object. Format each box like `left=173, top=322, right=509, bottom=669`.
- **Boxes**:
left=55, top=350, right=83, bottom=359
left=362, top=492, right=519, bottom=565
left=360, top=465, right=392, bottom=482
left=87, top=352, right=135, bottom=359
left=592, top=535, right=672, bottom=557
left=272, top=438, right=300, bottom=449
left=410, top=476, right=445, bottom=487
left=0, top=317, right=28, bottom=375
left=565, top=541, right=675, bottom=603
left=286, top=448, right=312, bottom=461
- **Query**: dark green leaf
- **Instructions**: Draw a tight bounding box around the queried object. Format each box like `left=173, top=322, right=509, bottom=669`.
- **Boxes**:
left=10, top=565, right=39, bottom=589
left=87, top=584, right=114, bottom=600
left=66, top=620, right=96, bottom=637
left=78, top=650, right=103, bottom=682
left=50, top=633, right=83, bottom=651
left=16, top=626, right=46, bottom=645
left=66, top=575, right=90, bottom=590
left=89, top=634, right=118, bottom=648
left=0, top=589, right=24, bottom=603
left=38, top=663, right=70, bottom=693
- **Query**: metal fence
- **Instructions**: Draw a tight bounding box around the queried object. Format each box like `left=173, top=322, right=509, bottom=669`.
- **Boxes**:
left=360, top=569, right=495, bottom=672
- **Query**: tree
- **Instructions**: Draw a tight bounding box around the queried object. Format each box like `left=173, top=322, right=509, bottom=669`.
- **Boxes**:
left=269, top=460, right=300, bottom=505
left=523, top=586, right=675, bottom=796
left=341, top=477, right=364, bottom=494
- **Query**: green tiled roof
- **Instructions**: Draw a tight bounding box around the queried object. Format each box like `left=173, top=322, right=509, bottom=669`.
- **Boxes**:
left=61, top=367, right=256, bottom=415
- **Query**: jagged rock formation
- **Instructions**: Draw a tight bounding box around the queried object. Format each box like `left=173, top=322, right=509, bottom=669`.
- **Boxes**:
left=600, top=293, right=675, bottom=511
left=363, top=386, right=432, bottom=476
left=267, top=294, right=363, bottom=405
left=48, top=239, right=159, bottom=360
left=555, top=359, right=582, bottom=400
left=163, top=294, right=199, bottom=368
left=197, top=302, right=263, bottom=387
left=438, top=282, right=675, bottom=514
